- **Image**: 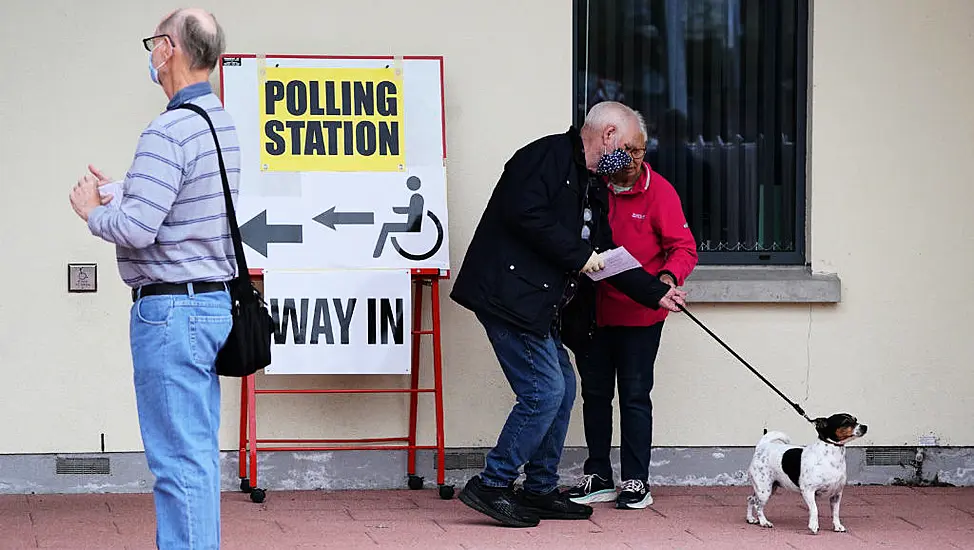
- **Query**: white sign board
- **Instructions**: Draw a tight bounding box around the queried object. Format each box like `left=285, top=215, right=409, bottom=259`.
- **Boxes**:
left=220, top=55, right=450, bottom=272
left=264, top=269, right=412, bottom=375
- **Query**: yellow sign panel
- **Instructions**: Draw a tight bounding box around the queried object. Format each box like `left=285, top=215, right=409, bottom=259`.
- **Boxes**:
left=259, top=67, right=405, bottom=172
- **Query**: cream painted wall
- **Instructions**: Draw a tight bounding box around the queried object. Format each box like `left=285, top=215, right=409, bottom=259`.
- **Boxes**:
left=0, top=0, right=971, bottom=455
left=805, top=0, right=974, bottom=446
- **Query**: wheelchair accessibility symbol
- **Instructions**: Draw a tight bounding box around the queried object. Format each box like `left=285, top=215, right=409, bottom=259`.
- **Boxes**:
left=372, top=176, right=444, bottom=261
left=312, top=175, right=445, bottom=263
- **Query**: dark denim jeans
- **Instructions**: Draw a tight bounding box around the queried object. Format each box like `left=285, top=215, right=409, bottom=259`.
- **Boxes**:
left=476, top=312, right=576, bottom=494
left=577, top=323, right=664, bottom=483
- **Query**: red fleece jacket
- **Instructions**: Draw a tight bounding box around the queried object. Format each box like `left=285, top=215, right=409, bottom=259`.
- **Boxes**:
left=596, top=162, right=698, bottom=327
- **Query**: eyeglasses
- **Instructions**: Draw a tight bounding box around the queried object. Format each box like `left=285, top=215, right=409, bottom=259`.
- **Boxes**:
left=624, top=145, right=646, bottom=159
left=581, top=207, right=593, bottom=241
left=142, top=34, right=174, bottom=51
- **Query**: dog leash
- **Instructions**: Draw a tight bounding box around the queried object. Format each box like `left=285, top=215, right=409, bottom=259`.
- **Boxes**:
left=677, top=304, right=814, bottom=424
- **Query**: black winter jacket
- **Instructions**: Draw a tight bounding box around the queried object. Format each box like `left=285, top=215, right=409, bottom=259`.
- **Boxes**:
left=450, top=127, right=672, bottom=338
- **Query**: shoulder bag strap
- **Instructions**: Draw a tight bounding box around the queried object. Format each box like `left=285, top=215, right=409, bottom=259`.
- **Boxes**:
left=175, top=103, right=251, bottom=283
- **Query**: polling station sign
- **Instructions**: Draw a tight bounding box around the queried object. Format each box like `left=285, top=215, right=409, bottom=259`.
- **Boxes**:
left=259, top=67, right=405, bottom=172
left=221, top=55, right=449, bottom=272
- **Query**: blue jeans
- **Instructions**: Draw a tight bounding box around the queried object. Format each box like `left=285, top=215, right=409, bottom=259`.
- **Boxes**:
left=130, top=287, right=232, bottom=550
left=476, top=312, right=575, bottom=494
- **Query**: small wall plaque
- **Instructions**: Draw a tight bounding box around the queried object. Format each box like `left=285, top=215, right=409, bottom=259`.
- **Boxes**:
left=68, top=263, right=97, bottom=293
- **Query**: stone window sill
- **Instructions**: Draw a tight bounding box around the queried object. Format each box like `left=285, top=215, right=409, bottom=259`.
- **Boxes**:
left=683, top=266, right=841, bottom=303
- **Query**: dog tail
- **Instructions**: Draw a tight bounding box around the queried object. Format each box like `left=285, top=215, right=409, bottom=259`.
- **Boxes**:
left=757, top=430, right=791, bottom=447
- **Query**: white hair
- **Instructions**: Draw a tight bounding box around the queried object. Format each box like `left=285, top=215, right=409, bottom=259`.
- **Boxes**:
left=634, top=110, right=648, bottom=144
left=582, top=101, right=647, bottom=144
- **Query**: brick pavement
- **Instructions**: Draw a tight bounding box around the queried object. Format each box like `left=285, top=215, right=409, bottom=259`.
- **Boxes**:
left=1, top=486, right=972, bottom=549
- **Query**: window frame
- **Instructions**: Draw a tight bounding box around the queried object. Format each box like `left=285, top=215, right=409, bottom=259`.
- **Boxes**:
left=571, top=0, right=809, bottom=266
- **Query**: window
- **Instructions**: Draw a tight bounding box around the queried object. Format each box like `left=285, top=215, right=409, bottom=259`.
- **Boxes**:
left=574, top=0, right=808, bottom=265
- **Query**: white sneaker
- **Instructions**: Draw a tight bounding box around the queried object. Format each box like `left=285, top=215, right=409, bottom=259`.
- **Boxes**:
left=615, top=479, right=653, bottom=509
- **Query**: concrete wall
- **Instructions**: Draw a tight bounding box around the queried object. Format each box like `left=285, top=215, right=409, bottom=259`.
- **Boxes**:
left=0, top=0, right=971, bottom=460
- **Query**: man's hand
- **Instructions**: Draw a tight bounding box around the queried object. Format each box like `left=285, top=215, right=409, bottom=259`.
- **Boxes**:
left=659, top=273, right=677, bottom=288
left=69, top=165, right=113, bottom=221
left=581, top=251, right=605, bottom=274
left=88, top=165, right=116, bottom=205
left=658, top=286, right=687, bottom=312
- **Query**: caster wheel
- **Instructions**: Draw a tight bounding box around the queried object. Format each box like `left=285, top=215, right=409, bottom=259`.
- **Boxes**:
left=249, top=488, right=266, bottom=504
left=407, top=475, right=424, bottom=490
left=438, top=484, right=455, bottom=500
left=239, top=478, right=252, bottom=493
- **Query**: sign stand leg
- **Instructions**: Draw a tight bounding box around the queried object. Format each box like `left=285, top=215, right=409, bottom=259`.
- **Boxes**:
left=406, top=279, right=425, bottom=490
left=247, top=375, right=264, bottom=503
left=238, top=378, right=251, bottom=493
left=430, top=277, right=453, bottom=499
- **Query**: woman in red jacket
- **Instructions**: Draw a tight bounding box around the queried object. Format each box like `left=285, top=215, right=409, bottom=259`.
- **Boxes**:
left=565, top=115, right=698, bottom=510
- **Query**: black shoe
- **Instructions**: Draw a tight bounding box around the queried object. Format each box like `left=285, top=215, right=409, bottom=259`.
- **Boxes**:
left=615, top=479, right=653, bottom=510
left=565, top=474, right=617, bottom=504
left=517, top=487, right=594, bottom=520
left=458, top=475, right=540, bottom=528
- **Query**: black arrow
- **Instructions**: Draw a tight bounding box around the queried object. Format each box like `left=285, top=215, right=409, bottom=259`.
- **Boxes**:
left=313, top=207, right=375, bottom=230
left=240, top=210, right=303, bottom=257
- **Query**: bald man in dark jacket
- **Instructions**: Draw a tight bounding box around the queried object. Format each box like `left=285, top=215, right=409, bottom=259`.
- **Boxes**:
left=451, top=102, right=686, bottom=527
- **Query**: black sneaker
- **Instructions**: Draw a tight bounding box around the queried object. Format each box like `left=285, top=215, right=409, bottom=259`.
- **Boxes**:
left=516, top=487, right=594, bottom=520
left=458, top=475, right=540, bottom=528
left=615, top=479, right=653, bottom=510
left=565, top=474, right=617, bottom=504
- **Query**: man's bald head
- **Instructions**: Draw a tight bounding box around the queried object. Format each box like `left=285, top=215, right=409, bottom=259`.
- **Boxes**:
left=578, top=101, right=646, bottom=172
left=581, top=101, right=643, bottom=143
left=157, top=8, right=225, bottom=72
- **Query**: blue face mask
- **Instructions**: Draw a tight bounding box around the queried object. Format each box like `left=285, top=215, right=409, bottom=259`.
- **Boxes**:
left=148, top=51, right=160, bottom=84
left=148, top=49, right=169, bottom=85
left=596, top=147, right=633, bottom=175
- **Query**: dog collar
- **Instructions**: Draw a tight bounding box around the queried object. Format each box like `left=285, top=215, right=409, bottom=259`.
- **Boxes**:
left=822, top=437, right=845, bottom=446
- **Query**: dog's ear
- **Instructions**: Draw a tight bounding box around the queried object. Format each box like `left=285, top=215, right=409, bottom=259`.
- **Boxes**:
left=814, top=417, right=829, bottom=430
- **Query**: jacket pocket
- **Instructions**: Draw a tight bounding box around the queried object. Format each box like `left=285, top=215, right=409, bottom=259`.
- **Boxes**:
left=488, top=263, right=555, bottom=325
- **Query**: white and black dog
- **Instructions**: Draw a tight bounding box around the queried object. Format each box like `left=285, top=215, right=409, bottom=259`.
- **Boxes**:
left=746, top=413, right=868, bottom=534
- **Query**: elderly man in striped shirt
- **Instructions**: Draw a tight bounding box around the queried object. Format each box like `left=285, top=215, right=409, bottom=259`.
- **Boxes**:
left=69, top=8, right=238, bottom=549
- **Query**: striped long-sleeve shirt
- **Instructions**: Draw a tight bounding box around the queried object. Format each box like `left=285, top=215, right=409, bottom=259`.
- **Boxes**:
left=88, top=82, right=241, bottom=288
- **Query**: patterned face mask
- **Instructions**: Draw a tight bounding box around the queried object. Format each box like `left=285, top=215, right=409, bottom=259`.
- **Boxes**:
left=596, top=146, right=633, bottom=175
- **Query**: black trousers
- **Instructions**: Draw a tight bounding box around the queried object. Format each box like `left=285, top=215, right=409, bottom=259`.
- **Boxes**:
left=576, top=322, right=664, bottom=483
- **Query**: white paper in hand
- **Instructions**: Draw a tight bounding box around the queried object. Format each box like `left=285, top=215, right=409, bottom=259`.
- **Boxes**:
left=586, top=247, right=641, bottom=281
left=98, top=180, right=124, bottom=210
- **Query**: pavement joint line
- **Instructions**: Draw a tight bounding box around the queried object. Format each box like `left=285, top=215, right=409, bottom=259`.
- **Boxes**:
left=950, top=504, right=974, bottom=518
left=431, top=518, right=448, bottom=533
left=896, top=516, right=923, bottom=530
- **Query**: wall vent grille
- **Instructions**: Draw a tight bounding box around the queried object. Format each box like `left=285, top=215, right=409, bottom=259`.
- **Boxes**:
left=865, top=448, right=916, bottom=467
left=55, top=457, right=111, bottom=475
left=441, top=452, right=486, bottom=470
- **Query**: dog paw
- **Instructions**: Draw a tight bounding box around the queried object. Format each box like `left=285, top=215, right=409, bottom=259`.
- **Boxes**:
left=759, top=521, right=774, bottom=529
left=834, top=524, right=847, bottom=533
left=808, top=527, right=819, bottom=535
left=746, top=517, right=758, bottom=525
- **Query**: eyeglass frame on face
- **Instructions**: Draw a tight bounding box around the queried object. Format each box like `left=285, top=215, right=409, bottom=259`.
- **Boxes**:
left=142, top=34, right=174, bottom=52
left=623, top=143, right=646, bottom=160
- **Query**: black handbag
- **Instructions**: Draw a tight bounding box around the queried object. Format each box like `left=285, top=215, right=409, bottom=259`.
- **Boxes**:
left=559, top=275, right=596, bottom=356
left=176, top=103, right=273, bottom=377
